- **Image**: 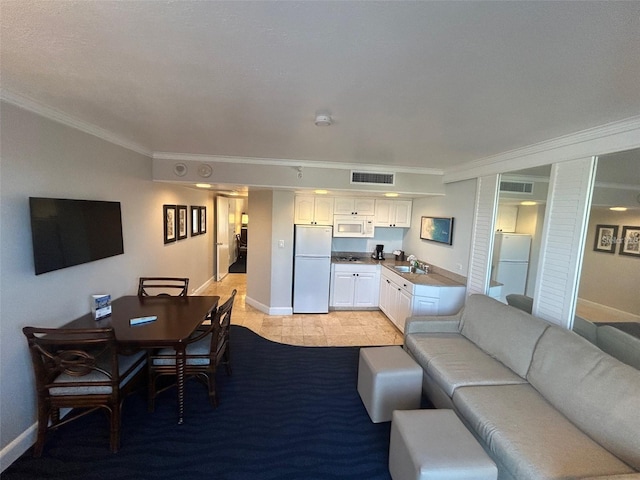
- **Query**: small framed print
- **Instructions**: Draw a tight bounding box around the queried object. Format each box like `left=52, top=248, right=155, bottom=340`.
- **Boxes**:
left=593, top=224, right=618, bottom=254
left=619, top=226, right=640, bottom=257
left=163, top=205, right=177, bottom=244
left=191, top=206, right=200, bottom=236
left=177, top=205, right=188, bottom=240
left=199, top=206, right=207, bottom=234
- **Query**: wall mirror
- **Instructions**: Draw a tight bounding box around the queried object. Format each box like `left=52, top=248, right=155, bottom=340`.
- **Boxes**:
left=492, top=165, right=550, bottom=303
left=574, top=148, right=640, bottom=331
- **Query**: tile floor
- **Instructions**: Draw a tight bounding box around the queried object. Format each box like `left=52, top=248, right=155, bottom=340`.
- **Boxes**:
left=202, top=273, right=404, bottom=347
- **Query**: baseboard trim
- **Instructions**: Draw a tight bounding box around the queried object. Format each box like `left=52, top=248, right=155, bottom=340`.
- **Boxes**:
left=0, top=422, right=36, bottom=473
left=245, top=296, right=292, bottom=316
left=192, top=276, right=216, bottom=295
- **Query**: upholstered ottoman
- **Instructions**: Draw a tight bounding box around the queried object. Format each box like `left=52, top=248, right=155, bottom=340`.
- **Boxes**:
left=389, top=409, right=497, bottom=480
left=357, top=346, right=422, bottom=423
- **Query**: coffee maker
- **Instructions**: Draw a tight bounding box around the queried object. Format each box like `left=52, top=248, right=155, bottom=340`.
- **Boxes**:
left=372, top=244, right=385, bottom=260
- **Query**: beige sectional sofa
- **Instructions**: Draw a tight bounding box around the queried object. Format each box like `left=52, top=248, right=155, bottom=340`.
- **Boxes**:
left=403, top=294, right=640, bottom=480
left=506, top=293, right=640, bottom=370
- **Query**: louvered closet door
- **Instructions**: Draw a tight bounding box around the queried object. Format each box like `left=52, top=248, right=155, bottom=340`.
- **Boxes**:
left=467, top=175, right=499, bottom=296
left=533, top=157, right=596, bottom=328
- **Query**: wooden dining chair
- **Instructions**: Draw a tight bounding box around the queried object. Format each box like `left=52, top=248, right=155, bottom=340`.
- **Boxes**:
left=22, top=326, right=147, bottom=456
left=137, top=277, right=189, bottom=297
left=147, top=289, right=237, bottom=412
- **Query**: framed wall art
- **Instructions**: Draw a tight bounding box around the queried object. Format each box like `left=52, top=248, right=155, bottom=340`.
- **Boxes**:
left=191, top=206, right=200, bottom=236
left=177, top=205, right=188, bottom=240
left=593, top=224, right=618, bottom=254
left=163, top=205, right=177, bottom=244
left=619, top=225, right=640, bottom=257
left=199, top=206, right=207, bottom=234
left=420, top=216, right=454, bottom=245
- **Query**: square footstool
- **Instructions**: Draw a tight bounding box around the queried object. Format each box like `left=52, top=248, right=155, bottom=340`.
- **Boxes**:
left=357, top=346, right=423, bottom=423
left=389, top=409, right=497, bottom=480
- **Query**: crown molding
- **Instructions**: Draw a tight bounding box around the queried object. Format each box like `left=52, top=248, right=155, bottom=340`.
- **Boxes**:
left=152, top=152, right=444, bottom=176
left=0, top=89, right=152, bottom=157
left=443, top=116, right=640, bottom=183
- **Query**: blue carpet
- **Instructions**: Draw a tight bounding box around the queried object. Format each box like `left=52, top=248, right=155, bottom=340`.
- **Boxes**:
left=4, top=326, right=395, bottom=480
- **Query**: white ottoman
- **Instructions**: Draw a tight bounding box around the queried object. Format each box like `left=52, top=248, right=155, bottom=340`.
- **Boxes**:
left=389, top=409, right=498, bottom=480
left=357, top=346, right=423, bottom=423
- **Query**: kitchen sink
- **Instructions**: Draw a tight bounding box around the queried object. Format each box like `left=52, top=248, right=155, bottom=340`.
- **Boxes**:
left=393, top=266, right=427, bottom=274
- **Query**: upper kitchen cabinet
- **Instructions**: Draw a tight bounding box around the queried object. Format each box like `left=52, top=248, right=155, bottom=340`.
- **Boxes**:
left=374, top=200, right=412, bottom=227
left=294, top=195, right=334, bottom=225
left=333, top=197, right=376, bottom=216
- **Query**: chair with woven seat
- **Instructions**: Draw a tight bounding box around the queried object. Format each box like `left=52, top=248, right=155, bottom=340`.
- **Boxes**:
left=147, top=289, right=237, bottom=412
left=22, top=326, right=147, bottom=456
left=137, top=277, right=189, bottom=297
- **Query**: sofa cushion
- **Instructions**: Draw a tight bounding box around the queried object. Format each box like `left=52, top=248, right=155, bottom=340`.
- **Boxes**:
left=528, top=326, right=640, bottom=471
left=459, top=294, right=550, bottom=378
left=453, top=384, right=636, bottom=480
left=405, top=333, right=526, bottom=397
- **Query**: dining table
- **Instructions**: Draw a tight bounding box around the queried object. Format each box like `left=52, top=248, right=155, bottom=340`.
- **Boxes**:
left=66, top=295, right=220, bottom=424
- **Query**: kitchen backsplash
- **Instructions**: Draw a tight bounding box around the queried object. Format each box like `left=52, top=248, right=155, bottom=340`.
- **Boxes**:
left=331, top=228, right=404, bottom=255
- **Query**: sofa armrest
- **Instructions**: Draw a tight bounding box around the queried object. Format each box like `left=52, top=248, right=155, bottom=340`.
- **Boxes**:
left=404, top=312, right=462, bottom=335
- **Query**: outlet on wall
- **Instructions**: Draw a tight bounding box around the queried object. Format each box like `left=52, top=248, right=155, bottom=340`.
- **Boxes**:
left=278, top=240, right=285, bottom=248
left=455, top=263, right=463, bottom=271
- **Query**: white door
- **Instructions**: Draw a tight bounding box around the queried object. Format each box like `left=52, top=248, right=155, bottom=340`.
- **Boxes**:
left=216, top=197, right=230, bottom=281
left=353, top=272, right=378, bottom=307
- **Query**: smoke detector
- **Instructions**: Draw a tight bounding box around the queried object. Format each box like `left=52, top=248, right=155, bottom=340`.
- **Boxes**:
left=314, top=114, right=332, bottom=126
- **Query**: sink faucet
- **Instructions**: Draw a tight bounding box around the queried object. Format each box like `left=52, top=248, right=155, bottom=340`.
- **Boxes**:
left=406, top=254, right=417, bottom=264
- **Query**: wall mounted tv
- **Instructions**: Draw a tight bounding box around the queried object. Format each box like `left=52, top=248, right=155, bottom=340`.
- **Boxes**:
left=420, top=216, right=454, bottom=245
left=29, top=197, right=124, bottom=275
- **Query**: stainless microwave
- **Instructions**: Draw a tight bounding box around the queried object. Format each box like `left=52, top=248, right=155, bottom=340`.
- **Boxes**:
left=333, top=215, right=375, bottom=238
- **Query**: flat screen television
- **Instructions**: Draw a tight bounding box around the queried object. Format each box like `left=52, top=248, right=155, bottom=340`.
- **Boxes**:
left=420, top=216, right=454, bottom=245
left=29, top=197, right=124, bottom=275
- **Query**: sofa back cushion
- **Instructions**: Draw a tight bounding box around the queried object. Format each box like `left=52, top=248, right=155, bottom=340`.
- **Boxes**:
left=460, top=294, right=550, bottom=378
left=597, top=325, right=640, bottom=370
left=528, top=326, right=640, bottom=470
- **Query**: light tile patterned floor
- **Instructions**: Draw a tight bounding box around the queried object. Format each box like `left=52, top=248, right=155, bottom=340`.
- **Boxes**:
left=202, top=274, right=404, bottom=347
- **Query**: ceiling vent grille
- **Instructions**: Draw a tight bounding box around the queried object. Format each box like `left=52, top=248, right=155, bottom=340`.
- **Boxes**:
left=500, top=181, right=533, bottom=194
left=351, top=171, right=395, bottom=186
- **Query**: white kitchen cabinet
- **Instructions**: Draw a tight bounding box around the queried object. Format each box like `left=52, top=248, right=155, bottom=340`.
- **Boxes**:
left=379, top=267, right=465, bottom=332
left=379, top=268, right=414, bottom=331
left=330, top=264, right=380, bottom=309
left=333, top=197, right=376, bottom=216
left=496, top=205, right=518, bottom=232
left=374, top=200, right=412, bottom=227
left=294, top=196, right=334, bottom=225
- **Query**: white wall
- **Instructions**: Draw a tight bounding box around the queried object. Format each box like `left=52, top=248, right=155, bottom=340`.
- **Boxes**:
left=245, top=190, right=273, bottom=310
left=402, top=179, right=477, bottom=275
left=0, top=103, right=214, bottom=466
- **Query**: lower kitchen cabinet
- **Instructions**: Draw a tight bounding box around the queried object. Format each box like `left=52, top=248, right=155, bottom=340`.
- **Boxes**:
left=379, top=267, right=465, bottom=332
left=330, top=264, right=380, bottom=308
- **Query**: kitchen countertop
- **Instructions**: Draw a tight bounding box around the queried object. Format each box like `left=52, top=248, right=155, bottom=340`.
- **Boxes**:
left=331, top=253, right=466, bottom=288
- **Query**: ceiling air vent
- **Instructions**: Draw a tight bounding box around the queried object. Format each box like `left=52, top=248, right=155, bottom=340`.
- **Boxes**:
left=500, top=181, right=533, bottom=194
left=351, top=171, right=395, bottom=186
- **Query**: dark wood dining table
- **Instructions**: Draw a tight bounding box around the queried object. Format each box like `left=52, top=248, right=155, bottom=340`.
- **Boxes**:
left=66, top=295, right=220, bottom=424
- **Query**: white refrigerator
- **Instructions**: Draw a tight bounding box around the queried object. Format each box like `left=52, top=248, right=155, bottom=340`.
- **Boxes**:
left=491, top=233, right=532, bottom=303
left=293, top=225, right=333, bottom=313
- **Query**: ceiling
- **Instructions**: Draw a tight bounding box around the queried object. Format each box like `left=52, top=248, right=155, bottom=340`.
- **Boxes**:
left=2, top=1, right=640, bottom=173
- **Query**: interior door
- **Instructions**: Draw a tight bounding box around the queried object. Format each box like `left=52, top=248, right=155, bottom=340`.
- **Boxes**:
left=216, top=197, right=230, bottom=281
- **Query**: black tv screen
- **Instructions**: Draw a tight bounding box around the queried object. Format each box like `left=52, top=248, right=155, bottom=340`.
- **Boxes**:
left=29, top=197, right=124, bottom=275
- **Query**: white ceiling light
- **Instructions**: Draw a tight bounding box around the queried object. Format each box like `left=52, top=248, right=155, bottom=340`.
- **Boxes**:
left=314, top=114, right=332, bottom=126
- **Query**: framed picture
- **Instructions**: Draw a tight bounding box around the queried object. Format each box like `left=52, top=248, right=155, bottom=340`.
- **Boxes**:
left=619, top=225, right=640, bottom=257
left=163, top=205, right=177, bottom=244
left=593, top=224, right=618, bottom=253
left=420, top=216, right=454, bottom=245
left=177, top=205, right=188, bottom=240
left=199, top=206, right=207, bottom=234
left=191, top=206, right=200, bottom=236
